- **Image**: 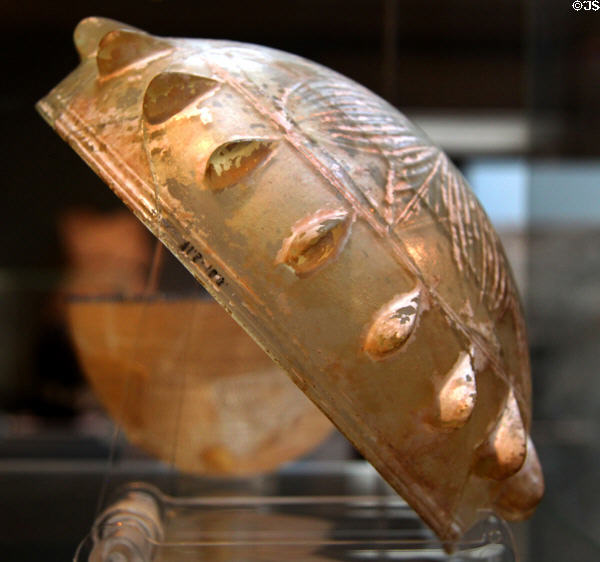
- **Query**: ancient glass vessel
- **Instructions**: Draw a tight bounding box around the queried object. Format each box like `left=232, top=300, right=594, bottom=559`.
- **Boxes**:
left=37, top=17, right=544, bottom=542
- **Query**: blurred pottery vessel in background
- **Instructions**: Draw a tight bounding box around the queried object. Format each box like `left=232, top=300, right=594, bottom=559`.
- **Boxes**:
left=67, top=297, right=333, bottom=474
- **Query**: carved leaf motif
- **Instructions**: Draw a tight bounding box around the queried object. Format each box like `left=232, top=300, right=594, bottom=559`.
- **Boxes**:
left=287, top=78, right=513, bottom=314
left=289, top=79, right=421, bottom=156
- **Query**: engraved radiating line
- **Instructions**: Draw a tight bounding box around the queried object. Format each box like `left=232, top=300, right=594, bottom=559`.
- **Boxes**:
left=390, top=143, right=437, bottom=157
left=318, top=121, right=419, bottom=140
left=323, top=124, right=419, bottom=145
left=448, top=172, right=463, bottom=270
left=327, top=137, right=431, bottom=160
left=308, top=89, right=380, bottom=100
left=302, top=109, right=401, bottom=125
left=300, top=126, right=422, bottom=156
left=314, top=96, right=382, bottom=109
left=486, top=226, right=498, bottom=307
left=496, top=244, right=511, bottom=312
left=315, top=140, right=425, bottom=158
left=456, top=177, right=470, bottom=250
left=315, top=106, right=406, bottom=121
left=333, top=116, right=410, bottom=131
left=391, top=145, right=436, bottom=158
left=489, top=226, right=501, bottom=306
left=312, top=89, right=398, bottom=116
left=332, top=123, right=401, bottom=132
left=331, top=127, right=419, bottom=141
left=207, top=63, right=518, bottom=402
left=453, top=174, right=469, bottom=272
left=395, top=154, right=443, bottom=224
left=479, top=226, right=488, bottom=303
left=496, top=258, right=507, bottom=311
left=383, top=167, right=395, bottom=224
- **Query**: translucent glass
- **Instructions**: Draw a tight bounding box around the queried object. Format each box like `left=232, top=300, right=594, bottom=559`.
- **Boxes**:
left=37, top=17, right=542, bottom=542
left=75, top=483, right=515, bottom=562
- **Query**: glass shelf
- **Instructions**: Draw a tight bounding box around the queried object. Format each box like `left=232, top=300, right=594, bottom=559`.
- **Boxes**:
left=75, top=481, right=515, bottom=562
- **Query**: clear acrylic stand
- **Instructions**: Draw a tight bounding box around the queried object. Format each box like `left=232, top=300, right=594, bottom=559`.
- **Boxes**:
left=75, top=481, right=515, bottom=562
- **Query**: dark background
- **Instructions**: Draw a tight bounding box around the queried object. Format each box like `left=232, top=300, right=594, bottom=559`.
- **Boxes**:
left=1, top=1, right=599, bottom=560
